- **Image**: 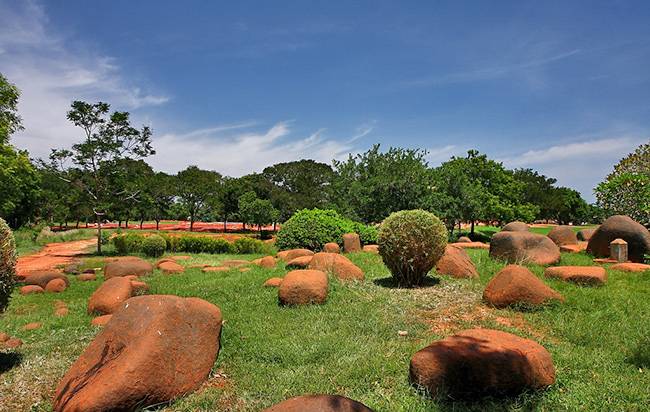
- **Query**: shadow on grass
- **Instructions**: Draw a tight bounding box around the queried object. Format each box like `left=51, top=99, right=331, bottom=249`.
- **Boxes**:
left=373, top=276, right=440, bottom=289
left=626, top=336, right=650, bottom=368
left=0, top=352, right=23, bottom=374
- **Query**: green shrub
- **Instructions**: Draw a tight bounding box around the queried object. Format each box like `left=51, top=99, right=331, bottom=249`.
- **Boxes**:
left=142, top=234, right=167, bottom=257
left=112, top=233, right=146, bottom=254
left=233, top=237, right=267, bottom=254
left=378, top=209, right=447, bottom=287
left=176, top=236, right=234, bottom=254
left=276, top=208, right=375, bottom=251
left=0, top=218, right=17, bottom=313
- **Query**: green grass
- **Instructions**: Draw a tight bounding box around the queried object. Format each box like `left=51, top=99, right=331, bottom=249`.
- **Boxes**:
left=1, top=249, right=649, bottom=411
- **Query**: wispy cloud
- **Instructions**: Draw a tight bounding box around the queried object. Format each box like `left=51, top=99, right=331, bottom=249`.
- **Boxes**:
left=149, top=122, right=359, bottom=176
left=404, top=49, right=581, bottom=88
left=0, top=0, right=169, bottom=159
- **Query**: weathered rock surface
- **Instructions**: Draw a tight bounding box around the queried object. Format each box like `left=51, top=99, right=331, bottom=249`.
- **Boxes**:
left=277, top=248, right=315, bottom=262
left=20, top=285, right=44, bottom=295
left=53, top=295, right=223, bottom=412
left=258, top=256, right=277, bottom=268
left=278, top=270, right=328, bottom=305
left=483, top=265, right=563, bottom=308
left=409, top=328, right=555, bottom=398
left=87, top=277, right=133, bottom=315
left=308, top=252, right=364, bottom=281
left=544, top=266, right=607, bottom=286
left=490, top=232, right=560, bottom=265
left=263, top=394, right=374, bottom=412
left=547, top=226, right=578, bottom=246
left=21, top=271, right=69, bottom=288
left=502, top=221, right=529, bottom=232
left=342, top=233, right=361, bottom=253
left=435, top=245, right=478, bottom=279
left=587, top=215, right=650, bottom=263
left=577, top=228, right=596, bottom=241
left=104, top=257, right=153, bottom=279
left=286, top=255, right=313, bottom=269
left=264, top=277, right=283, bottom=287
left=323, top=242, right=340, bottom=253
left=610, top=262, right=650, bottom=273
left=362, top=245, right=379, bottom=254
left=45, top=278, right=67, bottom=293
left=158, top=260, right=185, bottom=274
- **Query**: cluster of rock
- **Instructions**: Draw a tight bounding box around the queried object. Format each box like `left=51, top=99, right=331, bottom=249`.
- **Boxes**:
left=18, top=271, right=70, bottom=295
left=0, top=331, right=23, bottom=349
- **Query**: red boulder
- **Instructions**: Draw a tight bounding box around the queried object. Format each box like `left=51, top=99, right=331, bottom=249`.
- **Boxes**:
left=104, top=257, right=153, bottom=279
left=263, top=394, right=374, bottom=411
left=586, top=215, right=650, bottom=263
left=87, top=277, right=133, bottom=315
left=278, top=270, right=328, bottom=305
left=435, top=245, right=478, bottom=279
left=483, top=265, right=563, bottom=308
left=547, top=226, right=578, bottom=246
left=489, top=232, right=560, bottom=265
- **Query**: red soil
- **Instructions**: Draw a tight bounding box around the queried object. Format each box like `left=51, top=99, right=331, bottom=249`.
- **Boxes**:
left=52, top=220, right=277, bottom=233
left=16, top=239, right=96, bottom=277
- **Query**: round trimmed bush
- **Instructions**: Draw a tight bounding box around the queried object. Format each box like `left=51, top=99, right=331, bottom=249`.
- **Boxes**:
left=378, top=209, right=447, bottom=287
left=141, top=234, right=167, bottom=257
left=0, top=218, right=17, bottom=312
left=276, top=209, right=349, bottom=251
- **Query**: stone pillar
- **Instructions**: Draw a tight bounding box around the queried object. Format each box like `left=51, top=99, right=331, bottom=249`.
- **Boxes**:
left=342, top=233, right=361, bottom=253
left=610, top=238, right=628, bottom=263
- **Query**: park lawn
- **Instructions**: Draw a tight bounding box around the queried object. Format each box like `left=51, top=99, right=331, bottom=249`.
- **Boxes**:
left=1, top=249, right=649, bottom=411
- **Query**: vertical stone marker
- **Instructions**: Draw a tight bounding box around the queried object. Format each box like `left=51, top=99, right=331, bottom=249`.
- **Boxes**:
left=610, top=238, right=628, bottom=262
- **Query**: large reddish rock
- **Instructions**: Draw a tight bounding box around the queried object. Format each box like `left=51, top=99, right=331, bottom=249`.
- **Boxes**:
left=158, top=260, right=185, bottom=274
left=457, top=236, right=472, bottom=243
left=87, top=277, right=133, bottom=315
left=450, top=241, right=490, bottom=250
left=547, top=226, right=578, bottom=246
left=286, top=255, right=313, bottom=269
left=577, top=228, right=596, bottom=241
left=502, top=221, right=529, bottom=232
left=278, top=270, right=328, bottom=305
left=490, top=232, right=560, bottom=265
left=409, top=328, right=555, bottom=397
left=435, top=245, right=478, bottom=279
left=53, top=295, right=222, bottom=412
left=560, top=242, right=588, bottom=253
left=45, top=278, right=67, bottom=293
left=544, top=266, right=607, bottom=286
left=309, top=252, right=364, bottom=281
left=342, top=233, right=361, bottom=253
left=610, top=262, right=650, bottom=273
left=78, top=273, right=96, bottom=281
left=277, top=248, right=314, bottom=262
left=104, top=257, right=153, bottom=279
left=323, top=242, right=340, bottom=253
left=587, top=215, right=650, bottom=263
left=263, top=394, right=374, bottom=412
left=21, top=271, right=69, bottom=289
left=264, top=277, right=283, bottom=287
left=258, top=256, right=277, bottom=268
left=483, top=265, right=563, bottom=308
left=20, top=285, right=44, bottom=295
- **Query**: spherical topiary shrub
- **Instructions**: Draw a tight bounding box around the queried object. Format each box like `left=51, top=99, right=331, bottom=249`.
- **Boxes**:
left=141, top=234, right=167, bottom=257
left=0, top=218, right=17, bottom=313
left=378, top=210, right=447, bottom=287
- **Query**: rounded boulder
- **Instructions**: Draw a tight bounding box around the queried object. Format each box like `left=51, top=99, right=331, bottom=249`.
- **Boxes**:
left=547, top=226, right=578, bottom=246
left=586, top=215, right=650, bottom=263
left=45, top=278, right=67, bottom=293
left=87, top=277, right=133, bottom=315
left=483, top=265, right=563, bottom=308
left=277, top=248, right=315, bottom=262
left=544, top=266, right=607, bottom=286
left=409, top=328, right=555, bottom=398
left=489, top=231, right=560, bottom=265
left=323, top=242, right=341, bottom=254
left=263, top=394, right=374, bottom=412
left=22, top=271, right=69, bottom=289
left=278, top=270, right=328, bottom=305
left=20, top=285, right=44, bottom=295
left=435, top=245, right=478, bottom=279
left=53, top=295, right=223, bottom=412
left=308, top=252, right=364, bottom=281
left=104, top=257, right=153, bottom=279
left=502, top=221, right=529, bottom=232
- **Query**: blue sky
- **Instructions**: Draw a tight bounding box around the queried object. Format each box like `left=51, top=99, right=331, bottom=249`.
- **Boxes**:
left=1, top=0, right=649, bottom=201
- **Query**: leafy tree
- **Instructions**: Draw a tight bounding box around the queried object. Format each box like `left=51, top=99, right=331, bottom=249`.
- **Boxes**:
left=596, top=142, right=650, bottom=227
left=262, top=160, right=335, bottom=220
left=143, top=172, right=176, bottom=230
left=238, top=191, right=258, bottom=230
left=238, top=191, right=278, bottom=233
left=107, top=159, right=153, bottom=228
left=49, top=101, right=155, bottom=253
left=332, top=145, right=432, bottom=223
left=176, top=166, right=221, bottom=231
left=0, top=74, right=40, bottom=228
left=216, top=177, right=243, bottom=232
left=0, top=73, right=22, bottom=145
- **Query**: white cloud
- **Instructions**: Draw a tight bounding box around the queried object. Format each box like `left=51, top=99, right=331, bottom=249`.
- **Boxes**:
left=149, top=122, right=358, bottom=176
left=425, top=144, right=464, bottom=165
left=500, top=136, right=648, bottom=201
left=0, top=0, right=168, bottom=160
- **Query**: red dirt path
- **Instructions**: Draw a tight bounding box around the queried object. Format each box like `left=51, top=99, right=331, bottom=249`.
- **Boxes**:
left=53, top=221, right=277, bottom=233
left=16, top=239, right=96, bottom=276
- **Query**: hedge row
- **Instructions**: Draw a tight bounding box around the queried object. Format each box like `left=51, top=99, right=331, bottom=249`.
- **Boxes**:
left=112, top=233, right=273, bottom=256
left=276, top=209, right=378, bottom=251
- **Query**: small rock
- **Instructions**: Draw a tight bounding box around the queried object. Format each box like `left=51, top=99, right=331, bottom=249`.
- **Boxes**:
left=3, top=338, right=22, bottom=349
left=398, top=330, right=409, bottom=337
left=202, top=266, right=230, bottom=272
left=0, top=332, right=9, bottom=342
left=262, top=395, right=373, bottom=412
left=158, top=261, right=185, bottom=274
left=342, top=233, right=361, bottom=253
left=276, top=249, right=314, bottom=262
left=610, top=262, right=650, bottom=273
left=286, top=255, right=313, bottom=269
left=20, top=285, right=44, bottom=295
left=23, top=322, right=42, bottom=331
left=362, top=244, right=379, bottom=254
left=263, top=277, right=283, bottom=287
left=130, top=281, right=149, bottom=294
left=258, top=256, right=277, bottom=268
left=278, top=270, right=328, bottom=305
left=323, top=242, right=340, bottom=253
left=78, top=273, right=96, bottom=281
left=45, top=278, right=67, bottom=293
left=544, top=266, right=607, bottom=286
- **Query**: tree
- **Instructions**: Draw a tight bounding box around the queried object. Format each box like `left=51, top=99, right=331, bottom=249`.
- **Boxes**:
left=238, top=191, right=258, bottom=230
left=107, top=159, right=153, bottom=228
left=143, top=172, right=176, bottom=230
left=216, top=177, right=243, bottom=232
left=238, top=191, right=278, bottom=233
left=49, top=101, right=155, bottom=253
left=596, top=142, right=650, bottom=227
left=262, top=160, right=335, bottom=220
left=176, top=166, right=221, bottom=231
left=332, top=145, right=433, bottom=223
left=0, top=74, right=41, bottom=228
left=0, top=73, right=22, bottom=145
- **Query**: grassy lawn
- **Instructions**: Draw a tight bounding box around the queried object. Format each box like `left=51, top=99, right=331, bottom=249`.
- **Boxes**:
left=1, top=248, right=649, bottom=411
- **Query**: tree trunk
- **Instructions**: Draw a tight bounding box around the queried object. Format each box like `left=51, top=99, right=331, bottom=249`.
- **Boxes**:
left=471, top=220, right=475, bottom=235
left=96, top=213, right=102, bottom=254
left=156, top=220, right=160, bottom=231
left=223, top=217, right=227, bottom=233
left=190, top=216, right=195, bottom=232
left=75, top=219, right=80, bottom=229
left=125, top=218, right=129, bottom=228
left=273, top=222, right=277, bottom=231
left=118, top=220, right=122, bottom=228
left=140, top=219, right=144, bottom=229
